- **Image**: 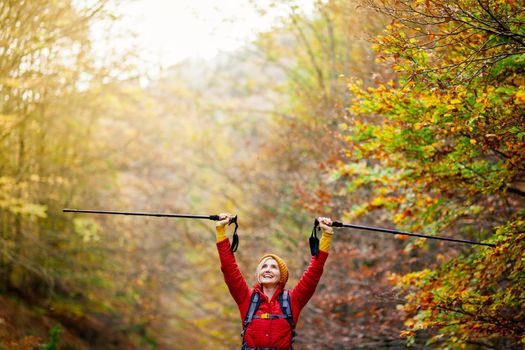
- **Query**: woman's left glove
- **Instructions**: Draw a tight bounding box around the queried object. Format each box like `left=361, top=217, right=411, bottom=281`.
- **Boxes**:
left=318, top=217, right=334, bottom=252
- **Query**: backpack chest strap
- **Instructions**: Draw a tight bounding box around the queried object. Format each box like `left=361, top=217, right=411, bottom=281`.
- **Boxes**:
left=253, top=313, right=289, bottom=319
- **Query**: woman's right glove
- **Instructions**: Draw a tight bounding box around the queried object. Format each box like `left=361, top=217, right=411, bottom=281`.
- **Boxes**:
left=215, top=213, right=232, bottom=242
left=318, top=217, right=334, bottom=253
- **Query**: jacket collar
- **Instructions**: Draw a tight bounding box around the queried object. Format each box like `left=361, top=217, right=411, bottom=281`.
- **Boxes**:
left=253, top=283, right=285, bottom=302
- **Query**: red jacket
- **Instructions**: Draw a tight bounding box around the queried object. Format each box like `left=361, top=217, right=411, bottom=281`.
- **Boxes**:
left=217, top=238, right=329, bottom=349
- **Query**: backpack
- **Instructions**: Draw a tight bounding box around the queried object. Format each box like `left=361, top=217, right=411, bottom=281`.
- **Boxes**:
left=241, top=290, right=296, bottom=350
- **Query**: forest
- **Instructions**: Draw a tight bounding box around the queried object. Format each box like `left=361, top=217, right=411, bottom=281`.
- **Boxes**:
left=0, top=0, right=523, bottom=349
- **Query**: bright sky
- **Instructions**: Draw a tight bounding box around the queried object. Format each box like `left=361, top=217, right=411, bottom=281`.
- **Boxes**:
left=96, top=0, right=314, bottom=74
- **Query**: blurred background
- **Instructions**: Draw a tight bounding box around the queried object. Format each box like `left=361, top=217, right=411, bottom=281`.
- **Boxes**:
left=0, top=0, right=523, bottom=349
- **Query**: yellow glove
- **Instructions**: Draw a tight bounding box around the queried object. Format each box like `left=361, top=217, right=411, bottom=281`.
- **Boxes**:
left=216, top=226, right=227, bottom=242
left=319, top=229, right=334, bottom=252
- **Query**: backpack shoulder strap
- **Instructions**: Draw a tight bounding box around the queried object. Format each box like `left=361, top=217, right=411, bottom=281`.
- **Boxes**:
left=243, top=291, right=261, bottom=328
left=279, top=290, right=296, bottom=347
left=241, top=291, right=262, bottom=348
left=279, top=290, right=294, bottom=327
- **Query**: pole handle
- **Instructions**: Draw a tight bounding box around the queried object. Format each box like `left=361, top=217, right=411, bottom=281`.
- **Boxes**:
left=209, top=214, right=237, bottom=222
left=229, top=215, right=239, bottom=253
left=211, top=214, right=239, bottom=253
left=332, top=221, right=343, bottom=227
left=310, top=218, right=339, bottom=256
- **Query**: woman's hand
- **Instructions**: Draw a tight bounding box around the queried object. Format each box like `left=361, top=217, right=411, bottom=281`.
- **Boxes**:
left=317, top=217, right=333, bottom=234
left=318, top=217, right=334, bottom=253
left=216, top=213, right=233, bottom=228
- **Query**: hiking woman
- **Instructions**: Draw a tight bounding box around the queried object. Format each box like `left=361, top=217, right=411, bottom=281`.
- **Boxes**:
left=215, top=213, right=333, bottom=350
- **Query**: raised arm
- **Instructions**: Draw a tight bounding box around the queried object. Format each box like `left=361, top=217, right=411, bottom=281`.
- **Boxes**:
left=291, top=217, right=334, bottom=313
left=216, top=213, right=250, bottom=306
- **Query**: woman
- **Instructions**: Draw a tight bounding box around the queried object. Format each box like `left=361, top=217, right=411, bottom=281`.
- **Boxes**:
left=215, top=213, right=333, bottom=350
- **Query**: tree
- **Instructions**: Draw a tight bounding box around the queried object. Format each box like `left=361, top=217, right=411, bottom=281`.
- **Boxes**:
left=0, top=1, right=152, bottom=347
left=337, top=0, right=525, bottom=347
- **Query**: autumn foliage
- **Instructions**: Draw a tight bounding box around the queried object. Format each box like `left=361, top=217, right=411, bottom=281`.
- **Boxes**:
left=338, top=0, right=525, bottom=348
left=1, top=0, right=524, bottom=349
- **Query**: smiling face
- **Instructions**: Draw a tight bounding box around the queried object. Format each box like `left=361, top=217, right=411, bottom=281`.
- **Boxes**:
left=257, top=257, right=281, bottom=287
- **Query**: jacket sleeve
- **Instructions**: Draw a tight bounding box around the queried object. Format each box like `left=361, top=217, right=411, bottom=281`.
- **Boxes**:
left=290, top=250, right=329, bottom=317
left=216, top=238, right=250, bottom=307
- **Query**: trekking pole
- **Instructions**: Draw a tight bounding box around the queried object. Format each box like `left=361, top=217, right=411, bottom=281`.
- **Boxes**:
left=309, top=219, right=495, bottom=256
left=63, top=208, right=239, bottom=252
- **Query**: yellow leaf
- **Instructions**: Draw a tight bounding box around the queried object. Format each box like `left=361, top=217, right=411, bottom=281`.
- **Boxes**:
left=515, top=89, right=525, bottom=105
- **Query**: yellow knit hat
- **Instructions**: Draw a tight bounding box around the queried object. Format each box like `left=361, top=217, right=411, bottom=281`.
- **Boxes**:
left=256, top=253, right=289, bottom=285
